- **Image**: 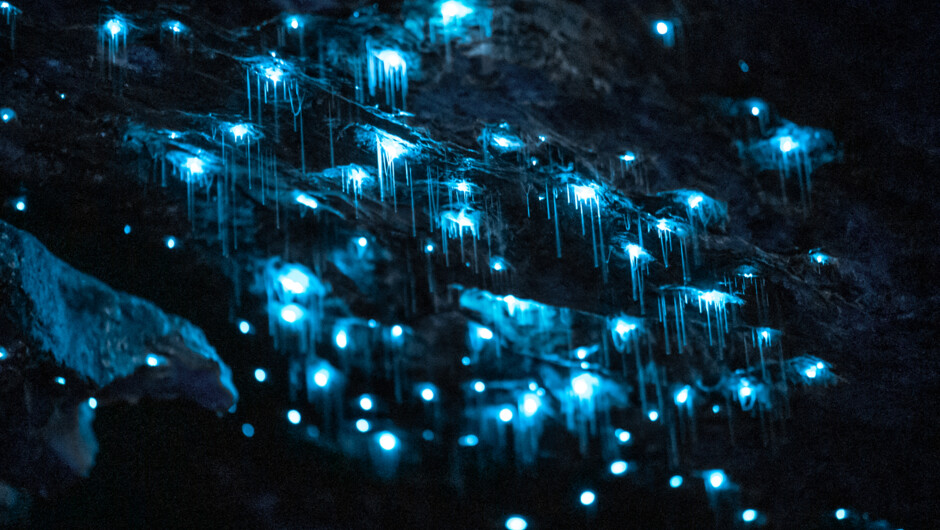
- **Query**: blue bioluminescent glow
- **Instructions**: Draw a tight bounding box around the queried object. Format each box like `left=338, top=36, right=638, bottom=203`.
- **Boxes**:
left=238, top=320, right=251, bottom=334
left=751, top=106, right=760, bottom=116
left=425, top=243, right=435, bottom=253
left=742, top=509, right=758, bottom=523
left=490, top=257, right=507, bottom=271
left=356, top=419, right=371, bottom=433
left=123, top=224, right=131, bottom=235
left=0, top=346, right=7, bottom=360
left=279, top=267, right=311, bottom=295
left=579, top=490, right=596, bottom=506
left=377, top=431, right=398, bottom=451
left=419, top=384, right=436, bottom=402
left=367, top=46, right=408, bottom=109
left=475, top=325, right=494, bottom=340
left=473, top=380, right=486, bottom=393
left=670, top=475, right=683, bottom=488
left=359, top=395, right=374, bottom=411
left=313, top=368, right=330, bottom=388
left=653, top=20, right=675, bottom=47
left=675, top=386, right=691, bottom=405
left=441, top=1, right=473, bottom=24
left=615, top=429, right=631, bottom=443
left=254, top=368, right=267, bottom=382
left=357, top=236, right=368, bottom=248
left=779, top=135, right=797, bottom=153
left=229, top=123, right=249, bottom=141
left=808, top=249, right=832, bottom=266
left=14, top=199, right=25, bottom=211
left=712, top=404, right=720, bottom=414
left=656, top=21, right=668, bottom=35
left=391, top=325, right=404, bottom=338
left=498, top=407, right=514, bottom=422
left=835, top=509, right=847, bottom=520
left=521, top=393, right=541, bottom=417
left=739, top=60, right=749, bottom=72
left=461, top=356, right=471, bottom=366
left=610, top=461, right=628, bottom=475
left=287, top=409, right=301, bottom=424
left=621, top=151, right=636, bottom=162
left=572, top=373, right=598, bottom=399
left=242, top=423, right=255, bottom=437
left=422, top=430, right=434, bottom=441
left=687, top=193, right=704, bottom=209
left=334, top=329, right=348, bottom=349
left=286, top=16, right=302, bottom=30
left=279, top=304, right=304, bottom=324
left=105, top=18, right=124, bottom=37
left=458, top=434, right=479, bottom=447
left=145, top=354, right=164, bottom=367
left=648, top=410, right=660, bottom=421
left=165, top=237, right=177, bottom=249
left=88, top=397, right=98, bottom=409
left=707, top=470, right=727, bottom=489
left=1, top=108, right=14, bottom=122
left=505, top=516, right=528, bottom=530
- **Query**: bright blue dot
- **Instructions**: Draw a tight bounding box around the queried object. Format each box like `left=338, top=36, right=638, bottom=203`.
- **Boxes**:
left=0, top=346, right=7, bottom=359
left=146, top=354, right=160, bottom=367
left=377, top=431, right=398, bottom=451
left=742, top=509, right=757, bottom=523
left=287, top=409, right=301, bottom=425
left=615, top=429, right=631, bottom=443
left=473, top=381, right=485, bottom=393
left=498, top=407, right=513, bottom=422
left=165, top=237, right=176, bottom=249
left=648, top=410, right=660, bottom=421
left=505, top=516, right=528, bottom=530
left=751, top=106, right=760, bottom=116
left=60, top=93, right=67, bottom=100
left=123, top=224, right=131, bottom=234
left=675, top=386, right=690, bottom=405
left=55, top=376, right=66, bottom=385
left=238, top=320, right=251, bottom=334
left=422, top=430, right=434, bottom=441
left=835, top=509, right=847, bottom=520
left=280, top=304, right=304, bottom=324
left=708, top=470, right=726, bottom=489
left=461, top=356, right=471, bottom=366
left=360, top=395, right=373, bottom=411
left=458, top=434, right=479, bottom=447
left=15, top=200, right=25, bottom=211
left=420, top=387, right=435, bottom=401
left=712, top=404, right=720, bottom=414
left=610, top=461, right=628, bottom=475
left=242, top=423, right=255, bottom=438
left=655, top=21, right=669, bottom=35
left=88, top=397, right=98, bottom=409
left=669, top=475, right=683, bottom=488
left=357, top=237, right=368, bottom=248
left=476, top=326, right=493, bottom=340
left=335, top=330, right=348, bottom=349
left=739, top=60, right=749, bottom=72
left=356, top=419, right=370, bottom=433
left=391, top=325, right=403, bottom=338
left=254, top=368, right=267, bottom=382
left=579, top=490, right=596, bottom=506
left=314, top=368, right=330, bottom=388
left=1, top=108, right=15, bottom=123
left=425, top=244, right=434, bottom=253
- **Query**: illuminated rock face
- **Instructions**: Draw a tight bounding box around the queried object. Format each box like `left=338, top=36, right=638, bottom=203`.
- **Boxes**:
left=0, top=218, right=237, bottom=411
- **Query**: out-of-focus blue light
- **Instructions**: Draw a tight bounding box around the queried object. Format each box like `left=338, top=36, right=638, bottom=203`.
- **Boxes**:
left=357, top=236, right=368, bottom=248
left=476, top=326, right=494, bottom=340
left=313, top=368, right=330, bottom=388
left=55, top=376, right=66, bottom=385
left=675, top=386, right=690, bottom=405
left=335, top=329, right=348, bottom=349
left=123, top=224, right=131, bottom=234
left=655, top=21, right=669, bottom=35
left=835, top=509, right=847, bottom=520
left=458, top=434, right=479, bottom=447
left=165, top=237, right=177, bottom=249
left=280, top=304, right=304, bottom=324
left=473, top=380, right=486, bottom=393
left=242, top=423, right=255, bottom=437
left=498, top=407, right=514, bottom=422
left=238, top=320, right=251, bottom=334
left=295, top=192, right=318, bottom=210
left=670, top=475, right=683, bottom=488
left=14, top=200, right=25, bottom=211
left=461, top=356, right=471, bottom=366
left=420, top=386, right=435, bottom=401
left=505, top=516, right=528, bottom=530
left=254, top=368, right=267, bottom=382
left=146, top=354, right=161, bottom=367
left=572, top=373, right=598, bottom=399
left=742, top=509, right=757, bottom=523
left=610, top=461, right=628, bottom=475
left=391, top=325, right=403, bottom=338
left=105, top=18, right=124, bottom=37
left=88, top=397, right=98, bottom=409
left=356, top=419, right=370, bottom=433
left=615, top=429, right=631, bottom=443
left=1, top=108, right=15, bottom=123
left=377, top=431, right=398, bottom=451
left=579, top=490, right=596, bottom=506
left=707, top=470, right=726, bottom=489
left=648, top=410, right=660, bottom=421
left=712, top=404, right=720, bottom=414
left=287, top=409, right=301, bottom=424
left=360, top=395, right=374, bottom=411
left=522, top=393, right=541, bottom=417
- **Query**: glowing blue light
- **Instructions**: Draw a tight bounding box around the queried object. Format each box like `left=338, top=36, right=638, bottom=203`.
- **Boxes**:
left=712, top=404, right=720, bottom=414
left=242, top=423, right=255, bottom=437
left=739, top=60, right=749, bottom=72
left=14, top=200, right=25, bottom=211
left=420, top=387, right=435, bottom=402
left=425, top=243, right=435, bottom=253
left=146, top=354, right=161, bottom=367
left=809, top=250, right=832, bottom=265
left=170, top=22, right=182, bottom=33
left=88, top=397, right=98, bottom=409
left=122, top=224, right=131, bottom=235
left=313, top=368, right=330, bottom=388
left=1, top=108, right=15, bottom=123
left=458, top=434, right=479, bottom=447
left=55, top=376, right=66, bottom=385
left=572, top=373, right=598, bottom=399
left=490, top=257, right=506, bottom=271
left=669, top=475, right=683, bottom=488
left=522, top=393, right=541, bottom=417
left=621, top=151, right=636, bottom=162
left=279, top=304, right=304, bottom=324
left=441, top=1, right=473, bottom=24
left=376, top=49, right=405, bottom=70
left=264, top=66, right=284, bottom=84
left=505, top=516, right=528, bottom=530
left=335, top=329, right=348, bottom=349
left=610, top=461, right=628, bottom=475
left=461, top=356, right=471, bottom=366
left=391, top=325, right=403, bottom=338
left=579, top=490, right=596, bottom=506
left=183, top=156, right=204, bottom=175
left=738, top=384, right=753, bottom=399
left=356, top=419, right=370, bottom=433
left=357, top=237, right=368, bottom=248
left=751, top=106, right=760, bottom=116
left=476, top=326, right=494, bottom=340
left=165, top=237, right=177, bottom=249
left=675, top=386, right=690, bottom=405
left=498, top=407, right=514, bottom=422
left=238, top=320, right=251, bottom=334
left=254, top=368, right=267, bottom=382
left=422, top=430, right=434, bottom=441
left=473, top=381, right=486, bottom=393
left=655, top=21, right=669, bottom=35
left=294, top=192, right=319, bottom=210
left=804, top=365, right=818, bottom=379
left=779, top=136, right=798, bottom=153
left=576, top=348, right=588, bottom=360
left=615, top=429, right=631, bottom=443
left=105, top=18, right=124, bottom=37
left=377, top=431, right=398, bottom=451
left=230, top=123, right=249, bottom=141
left=0, top=347, right=6, bottom=360
left=835, top=509, right=847, bottom=520
left=687, top=194, right=704, bottom=209
left=707, top=470, right=726, bottom=489
left=742, top=509, right=757, bottom=523
left=0, top=3, right=9, bottom=9
left=286, top=16, right=301, bottom=29
left=359, top=395, right=373, bottom=411
left=648, top=410, right=660, bottom=421
left=287, top=409, right=301, bottom=424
